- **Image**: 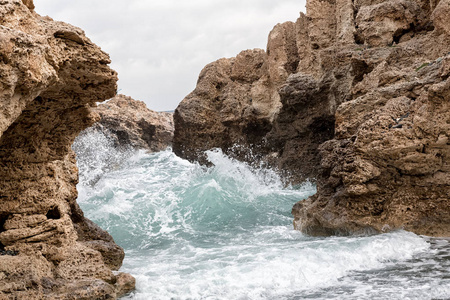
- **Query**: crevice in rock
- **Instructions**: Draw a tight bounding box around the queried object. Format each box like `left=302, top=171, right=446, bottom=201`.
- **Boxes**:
left=351, top=58, right=373, bottom=84
left=0, top=213, right=8, bottom=251
left=67, top=198, right=85, bottom=225
left=46, top=207, right=61, bottom=220
left=308, top=116, right=336, bottom=143
left=392, top=24, right=415, bottom=44
left=138, top=119, right=157, bottom=148
left=0, top=213, right=7, bottom=233
left=285, top=59, right=300, bottom=74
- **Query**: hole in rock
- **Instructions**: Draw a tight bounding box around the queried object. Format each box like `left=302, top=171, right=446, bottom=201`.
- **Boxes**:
left=0, top=214, right=8, bottom=251
left=354, top=32, right=364, bottom=45
left=351, top=59, right=373, bottom=84
left=0, top=213, right=7, bottom=233
left=111, top=129, right=129, bottom=146
left=215, top=82, right=225, bottom=90
left=392, top=23, right=415, bottom=44
left=46, top=207, right=61, bottom=220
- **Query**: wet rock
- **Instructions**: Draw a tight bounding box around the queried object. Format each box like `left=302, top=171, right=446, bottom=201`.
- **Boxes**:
left=115, top=272, right=136, bottom=298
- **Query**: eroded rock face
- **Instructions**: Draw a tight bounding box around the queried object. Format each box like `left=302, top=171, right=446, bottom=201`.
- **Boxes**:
left=0, top=0, right=134, bottom=298
left=173, top=27, right=297, bottom=164
left=266, top=73, right=336, bottom=182
left=295, top=52, right=450, bottom=237
left=174, top=0, right=450, bottom=236
left=291, top=0, right=450, bottom=237
left=79, top=94, right=174, bottom=152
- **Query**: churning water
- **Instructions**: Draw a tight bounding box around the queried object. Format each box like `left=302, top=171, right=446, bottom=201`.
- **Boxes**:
left=74, top=131, right=450, bottom=300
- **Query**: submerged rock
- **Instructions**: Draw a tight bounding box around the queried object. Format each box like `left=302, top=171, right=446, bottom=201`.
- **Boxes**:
left=174, top=0, right=450, bottom=236
left=0, top=0, right=134, bottom=298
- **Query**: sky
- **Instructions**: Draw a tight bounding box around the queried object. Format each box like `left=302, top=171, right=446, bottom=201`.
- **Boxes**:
left=34, top=1, right=306, bottom=111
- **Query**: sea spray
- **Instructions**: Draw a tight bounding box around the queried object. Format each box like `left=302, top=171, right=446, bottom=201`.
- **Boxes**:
left=73, top=131, right=450, bottom=300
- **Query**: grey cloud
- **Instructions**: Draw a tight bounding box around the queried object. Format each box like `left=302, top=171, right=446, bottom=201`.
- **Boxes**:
left=35, top=0, right=305, bottom=111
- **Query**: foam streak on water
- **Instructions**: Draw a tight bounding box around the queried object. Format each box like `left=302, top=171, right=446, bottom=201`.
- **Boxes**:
left=74, top=133, right=450, bottom=300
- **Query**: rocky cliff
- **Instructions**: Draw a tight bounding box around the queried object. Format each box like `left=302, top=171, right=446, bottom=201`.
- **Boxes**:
left=293, top=0, right=450, bottom=236
left=173, top=23, right=298, bottom=166
left=78, top=94, right=174, bottom=152
left=174, top=0, right=450, bottom=236
left=0, top=1, right=134, bottom=298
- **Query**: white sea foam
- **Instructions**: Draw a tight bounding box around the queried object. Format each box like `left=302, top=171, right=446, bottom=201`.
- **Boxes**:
left=119, top=230, right=433, bottom=300
left=73, top=135, right=450, bottom=300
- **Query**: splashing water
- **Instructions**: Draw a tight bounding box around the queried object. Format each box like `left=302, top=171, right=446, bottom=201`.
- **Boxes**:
left=74, top=131, right=450, bottom=300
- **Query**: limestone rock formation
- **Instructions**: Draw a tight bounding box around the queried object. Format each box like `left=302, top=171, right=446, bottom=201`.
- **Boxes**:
left=173, top=22, right=299, bottom=164
left=294, top=52, right=450, bottom=237
left=173, top=49, right=274, bottom=164
left=80, top=94, right=174, bottom=152
left=291, top=0, right=450, bottom=237
left=174, top=0, right=450, bottom=236
left=0, top=0, right=134, bottom=298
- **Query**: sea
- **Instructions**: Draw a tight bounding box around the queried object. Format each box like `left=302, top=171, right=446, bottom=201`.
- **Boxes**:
left=73, top=130, right=450, bottom=300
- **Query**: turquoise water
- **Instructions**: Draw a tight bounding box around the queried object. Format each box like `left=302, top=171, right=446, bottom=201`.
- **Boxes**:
left=74, top=132, right=450, bottom=300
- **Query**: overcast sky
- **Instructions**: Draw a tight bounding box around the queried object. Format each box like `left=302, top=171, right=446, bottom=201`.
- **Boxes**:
left=34, top=1, right=306, bottom=111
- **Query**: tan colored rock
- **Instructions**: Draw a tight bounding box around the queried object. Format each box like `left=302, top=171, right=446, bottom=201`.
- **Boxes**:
left=294, top=37, right=450, bottom=236
left=0, top=0, right=134, bottom=298
left=432, top=0, right=450, bottom=35
left=267, top=22, right=299, bottom=84
left=21, top=0, right=34, bottom=10
left=78, top=94, right=174, bottom=152
left=295, top=13, right=319, bottom=76
left=355, top=0, right=421, bottom=47
left=306, top=0, right=336, bottom=49
left=336, top=0, right=356, bottom=45
left=173, top=23, right=300, bottom=164
left=173, top=48, right=284, bottom=164
left=174, top=0, right=450, bottom=236
left=285, top=0, right=449, bottom=236
left=115, top=272, right=136, bottom=298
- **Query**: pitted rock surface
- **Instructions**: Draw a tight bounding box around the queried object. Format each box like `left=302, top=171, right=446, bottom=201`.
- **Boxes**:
left=173, top=0, right=450, bottom=236
left=80, top=94, right=174, bottom=152
left=0, top=0, right=135, bottom=298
